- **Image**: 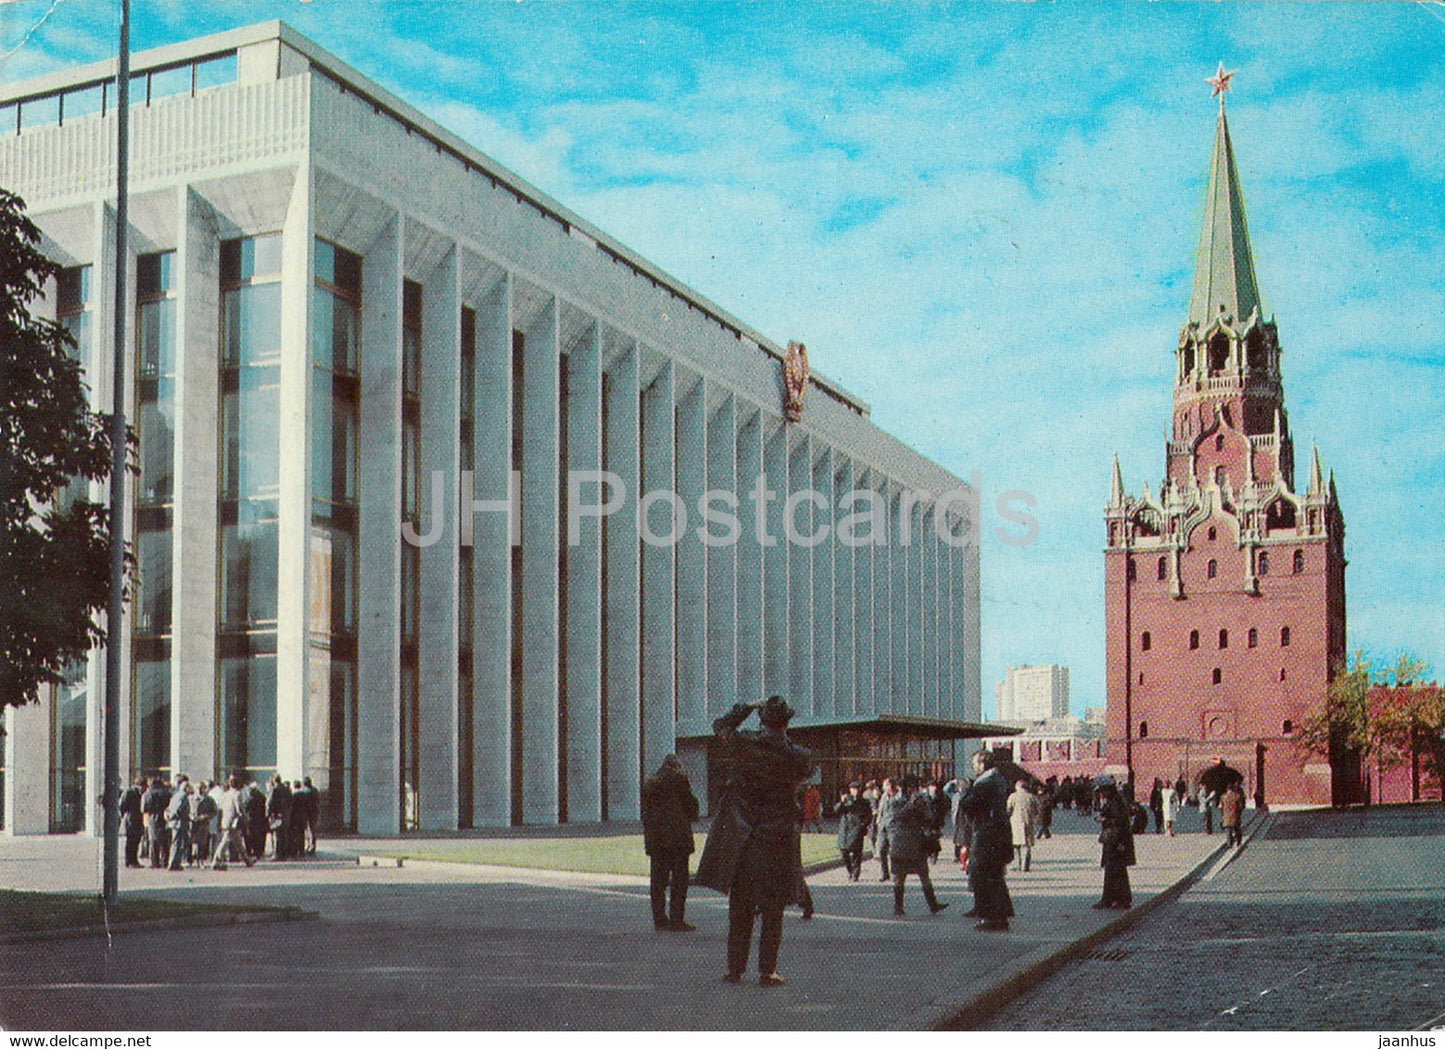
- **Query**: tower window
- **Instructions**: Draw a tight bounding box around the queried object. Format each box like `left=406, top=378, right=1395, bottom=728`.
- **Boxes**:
left=1214, top=466, right=1226, bottom=487
left=1219, top=628, right=1228, bottom=649
left=1212, top=668, right=1222, bottom=685
left=1208, top=332, right=1230, bottom=373
left=1138, top=672, right=1144, bottom=685
left=1281, top=626, right=1291, bottom=647
left=1189, top=630, right=1200, bottom=650
left=1139, top=721, right=1149, bottom=739
left=1207, top=559, right=1218, bottom=579
left=1248, top=628, right=1258, bottom=648
left=1258, top=551, right=1270, bottom=575
left=1157, top=556, right=1167, bottom=581
left=1215, top=435, right=1225, bottom=452
left=1282, top=719, right=1293, bottom=735
left=1208, top=526, right=1217, bottom=541
left=1141, top=631, right=1152, bottom=651
left=1279, top=667, right=1287, bottom=682
left=1293, top=550, right=1305, bottom=574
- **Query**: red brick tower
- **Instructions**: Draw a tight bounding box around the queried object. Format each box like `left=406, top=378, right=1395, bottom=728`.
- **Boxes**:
left=1104, top=89, right=1349, bottom=806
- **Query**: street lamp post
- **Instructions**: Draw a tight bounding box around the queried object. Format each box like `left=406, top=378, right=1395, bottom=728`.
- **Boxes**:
left=101, top=0, right=130, bottom=907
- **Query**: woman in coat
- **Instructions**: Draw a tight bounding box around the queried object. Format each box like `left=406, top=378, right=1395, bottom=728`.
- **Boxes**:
left=1161, top=780, right=1178, bottom=837
left=1006, top=779, right=1041, bottom=872
left=834, top=781, right=872, bottom=881
left=1221, top=783, right=1245, bottom=846
left=1093, top=776, right=1136, bottom=909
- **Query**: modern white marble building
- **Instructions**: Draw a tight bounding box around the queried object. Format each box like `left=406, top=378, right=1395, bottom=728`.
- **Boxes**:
left=0, top=22, right=981, bottom=834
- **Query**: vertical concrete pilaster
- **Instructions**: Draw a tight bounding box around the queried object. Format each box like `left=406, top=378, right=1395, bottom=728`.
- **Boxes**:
left=171, top=188, right=219, bottom=781
left=519, top=295, right=560, bottom=824
left=675, top=379, right=708, bottom=736
left=734, top=408, right=764, bottom=710
left=640, top=361, right=676, bottom=778
left=762, top=420, right=789, bottom=699
left=603, top=345, right=641, bottom=820
left=705, top=394, right=738, bottom=723
left=356, top=215, right=402, bottom=835
left=787, top=433, right=812, bottom=718
left=470, top=273, right=512, bottom=827
left=416, top=244, right=460, bottom=829
left=564, top=322, right=603, bottom=823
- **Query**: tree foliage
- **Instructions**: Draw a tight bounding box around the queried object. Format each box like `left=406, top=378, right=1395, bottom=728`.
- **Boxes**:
left=0, top=188, right=122, bottom=708
left=1299, top=650, right=1443, bottom=798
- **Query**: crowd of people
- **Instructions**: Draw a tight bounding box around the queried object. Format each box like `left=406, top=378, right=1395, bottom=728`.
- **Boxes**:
left=116, top=772, right=322, bottom=871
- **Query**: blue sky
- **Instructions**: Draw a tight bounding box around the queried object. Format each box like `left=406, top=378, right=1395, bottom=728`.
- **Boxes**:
left=4, top=1, right=1443, bottom=716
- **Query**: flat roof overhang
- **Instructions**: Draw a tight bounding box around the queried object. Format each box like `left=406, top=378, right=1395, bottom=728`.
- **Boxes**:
left=678, top=716, right=1024, bottom=743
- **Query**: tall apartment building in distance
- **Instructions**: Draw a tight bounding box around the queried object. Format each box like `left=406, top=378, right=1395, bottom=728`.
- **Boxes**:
left=1104, top=95, right=1347, bottom=806
left=0, top=23, right=983, bottom=835
left=994, top=664, right=1070, bottom=724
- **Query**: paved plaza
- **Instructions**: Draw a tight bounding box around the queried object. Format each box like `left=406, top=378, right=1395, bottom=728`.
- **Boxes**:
left=986, top=804, right=1445, bottom=1031
left=1, top=809, right=1224, bottom=1031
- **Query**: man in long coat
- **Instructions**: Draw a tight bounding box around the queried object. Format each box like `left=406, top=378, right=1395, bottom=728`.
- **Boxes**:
left=641, top=754, right=700, bottom=931
left=119, top=777, right=146, bottom=868
left=957, top=749, right=1014, bottom=930
left=834, top=781, right=872, bottom=881
left=887, top=775, right=949, bottom=916
left=695, top=696, right=814, bottom=987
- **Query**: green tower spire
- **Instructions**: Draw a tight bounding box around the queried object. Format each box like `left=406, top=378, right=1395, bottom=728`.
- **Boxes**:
left=1187, top=103, right=1262, bottom=328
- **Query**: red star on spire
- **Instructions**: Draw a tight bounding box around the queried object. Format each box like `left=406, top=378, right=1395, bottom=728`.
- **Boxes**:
left=1206, top=62, right=1236, bottom=100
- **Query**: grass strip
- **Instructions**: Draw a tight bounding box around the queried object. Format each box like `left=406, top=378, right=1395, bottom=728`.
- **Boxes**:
left=0, top=889, right=289, bottom=936
left=369, top=832, right=846, bottom=877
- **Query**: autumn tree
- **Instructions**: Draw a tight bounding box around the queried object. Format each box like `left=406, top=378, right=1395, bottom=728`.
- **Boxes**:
left=0, top=188, right=122, bottom=709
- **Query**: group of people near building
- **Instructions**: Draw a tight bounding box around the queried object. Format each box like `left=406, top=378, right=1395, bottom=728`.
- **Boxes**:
left=117, top=772, right=321, bottom=871
left=638, top=714, right=1256, bottom=988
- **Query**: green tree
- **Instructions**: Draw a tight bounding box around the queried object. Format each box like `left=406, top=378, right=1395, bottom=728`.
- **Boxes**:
left=0, top=188, right=122, bottom=709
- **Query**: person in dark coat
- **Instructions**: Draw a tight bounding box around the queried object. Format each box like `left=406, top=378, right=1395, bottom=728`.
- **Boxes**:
left=641, top=754, right=700, bottom=931
left=1093, top=776, right=1136, bottom=909
left=120, top=777, right=146, bottom=868
left=141, top=776, right=170, bottom=868
left=1148, top=778, right=1165, bottom=834
left=834, top=781, right=872, bottom=881
left=266, top=775, right=293, bottom=860
left=694, top=697, right=814, bottom=987
left=957, top=750, right=1014, bottom=930
left=298, top=776, right=320, bottom=854
left=242, top=781, right=268, bottom=860
left=951, top=776, right=974, bottom=869
left=888, top=776, right=949, bottom=917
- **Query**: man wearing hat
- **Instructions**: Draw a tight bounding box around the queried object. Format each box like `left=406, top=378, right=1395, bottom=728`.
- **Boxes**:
left=695, top=696, right=815, bottom=987
left=834, top=780, right=872, bottom=881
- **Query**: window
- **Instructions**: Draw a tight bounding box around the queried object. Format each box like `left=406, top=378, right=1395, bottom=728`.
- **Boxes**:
left=1248, top=628, right=1258, bottom=649
left=1157, top=556, right=1167, bottom=581
left=1293, top=550, right=1305, bottom=574
left=1139, top=721, right=1149, bottom=739
left=1189, top=630, right=1200, bottom=650
left=1207, top=559, right=1218, bottom=579
left=1258, top=551, right=1269, bottom=576
left=1282, top=720, right=1293, bottom=735
left=1279, top=667, right=1287, bottom=682
left=1138, top=672, right=1144, bottom=685
left=1215, top=435, right=1225, bottom=452
left=1219, top=628, right=1228, bottom=649
left=1208, top=526, right=1217, bottom=541
left=1141, top=631, right=1151, bottom=652
left=1281, top=626, right=1291, bottom=647
left=1212, top=668, right=1222, bottom=685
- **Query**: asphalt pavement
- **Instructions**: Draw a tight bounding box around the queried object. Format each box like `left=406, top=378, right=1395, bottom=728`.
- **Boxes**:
left=0, top=805, right=1241, bottom=1030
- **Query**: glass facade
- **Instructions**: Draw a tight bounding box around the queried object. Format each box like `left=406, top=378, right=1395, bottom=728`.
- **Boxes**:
left=133, top=252, right=176, bottom=777
left=218, top=235, right=282, bottom=781
left=52, top=266, right=92, bottom=832
left=311, top=237, right=361, bottom=830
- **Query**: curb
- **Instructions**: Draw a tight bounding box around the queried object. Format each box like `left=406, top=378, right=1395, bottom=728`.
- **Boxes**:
left=0, top=905, right=317, bottom=945
left=918, top=812, right=1266, bottom=1031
